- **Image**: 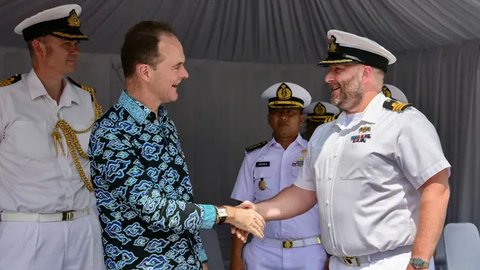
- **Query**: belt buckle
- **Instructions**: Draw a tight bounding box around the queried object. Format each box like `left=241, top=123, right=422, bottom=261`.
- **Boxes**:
left=342, top=256, right=360, bottom=267
left=282, top=240, right=293, bottom=248
left=62, top=211, right=74, bottom=221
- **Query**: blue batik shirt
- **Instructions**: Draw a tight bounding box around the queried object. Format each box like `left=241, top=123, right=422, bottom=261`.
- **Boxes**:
left=89, top=91, right=216, bottom=270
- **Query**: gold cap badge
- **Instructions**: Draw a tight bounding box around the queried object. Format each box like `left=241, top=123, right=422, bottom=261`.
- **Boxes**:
left=276, top=83, right=292, bottom=100
left=327, top=36, right=337, bottom=53
left=67, top=9, right=81, bottom=27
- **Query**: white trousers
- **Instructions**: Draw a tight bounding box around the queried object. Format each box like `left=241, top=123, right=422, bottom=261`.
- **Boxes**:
left=243, top=238, right=328, bottom=270
left=330, top=252, right=435, bottom=270
left=0, top=212, right=105, bottom=270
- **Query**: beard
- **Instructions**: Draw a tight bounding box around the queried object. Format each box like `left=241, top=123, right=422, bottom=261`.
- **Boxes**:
left=331, top=72, right=364, bottom=112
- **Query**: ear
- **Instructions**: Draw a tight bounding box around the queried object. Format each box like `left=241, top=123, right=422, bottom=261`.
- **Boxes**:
left=136, top=63, right=151, bottom=82
left=31, top=39, right=46, bottom=57
left=361, top=65, right=373, bottom=84
left=299, top=114, right=306, bottom=125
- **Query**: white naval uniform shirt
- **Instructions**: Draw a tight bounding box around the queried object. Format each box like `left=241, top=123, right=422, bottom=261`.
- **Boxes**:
left=295, top=93, right=451, bottom=258
left=232, top=135, right=327, bottom=269
left=0, top=69, right=104, bottom=270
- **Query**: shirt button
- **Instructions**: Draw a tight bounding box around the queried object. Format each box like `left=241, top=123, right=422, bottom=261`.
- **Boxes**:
left=328, top=223, right=332, bottom=228
left=325, top=200, right=329, bottom=205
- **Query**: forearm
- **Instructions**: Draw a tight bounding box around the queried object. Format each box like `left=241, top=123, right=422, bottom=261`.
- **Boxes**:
left=411, top=169, right=450, bottom=261
left=230, top=234, right=246, bottom=270
left=256, top=185, right=317, bottom=221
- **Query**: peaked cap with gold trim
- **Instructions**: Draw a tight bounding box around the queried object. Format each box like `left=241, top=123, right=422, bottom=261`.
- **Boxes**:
left=304, top=101, right=340, bottom=124
left=382, top=84, right=408, bottom=103
left=318, top=30, right=396, bottom=72
left=261, top=82, right=312, bottom=109
left=14, top=4, right=88, bottom=41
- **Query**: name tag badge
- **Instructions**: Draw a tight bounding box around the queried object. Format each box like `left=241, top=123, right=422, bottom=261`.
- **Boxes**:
left=291, top=160, right=304, bottom=167
left=255, top=161, right=270, bottom=167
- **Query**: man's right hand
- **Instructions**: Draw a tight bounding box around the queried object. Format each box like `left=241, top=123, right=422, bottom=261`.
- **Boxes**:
left=224, top=205, right=265, bottom=239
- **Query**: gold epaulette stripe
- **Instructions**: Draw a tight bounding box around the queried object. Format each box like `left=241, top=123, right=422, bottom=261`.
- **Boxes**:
left=0, top=74, right=21, bottom=87
left=383, top=99, right=413, bottom=112
left=245, top=141, right=268, bottom=152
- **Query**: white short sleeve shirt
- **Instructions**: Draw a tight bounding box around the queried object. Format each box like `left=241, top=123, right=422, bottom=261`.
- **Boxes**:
left=295, top=93, right=450, bottom=257
left=232, top=135, right=322, bottom=240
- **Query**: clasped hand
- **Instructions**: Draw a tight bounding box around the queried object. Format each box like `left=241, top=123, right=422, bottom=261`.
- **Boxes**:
left=229, top=201, right=262, bottom=242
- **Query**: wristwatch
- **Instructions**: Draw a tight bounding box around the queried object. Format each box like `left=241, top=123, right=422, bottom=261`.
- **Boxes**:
left=215, top=206, right=228, bottom=225
left=409, top=257, right=429, bottom=269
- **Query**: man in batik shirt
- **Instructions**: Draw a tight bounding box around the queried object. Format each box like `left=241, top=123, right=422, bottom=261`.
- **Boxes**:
left=89, top=21, right=265, bottom=270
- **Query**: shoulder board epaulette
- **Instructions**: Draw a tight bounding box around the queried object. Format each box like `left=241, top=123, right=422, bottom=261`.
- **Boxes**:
left=383, top=99, right=413, bottom=112
left=68, top=77, right=103, bottom=118
left=324, top=114, right=339, bottom=123
left=68, top=77, right=96, bottom=95
left=0, top=74, right=21, bottom=87
left=245, top=141, right=268, bottom=153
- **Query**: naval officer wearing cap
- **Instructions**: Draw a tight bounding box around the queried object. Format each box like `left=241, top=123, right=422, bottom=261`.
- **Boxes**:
left=240, top=30, right=450, bottom=270
left=230, top=82, right=328, bottom=270
left=382, top=84, right=409, bottom=103
left=302, top=101, right=340, bottom=140
left=0, top=4, right=104, bottom=270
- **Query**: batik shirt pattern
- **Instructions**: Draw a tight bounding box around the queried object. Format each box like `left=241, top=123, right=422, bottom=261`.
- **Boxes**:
left=89, top=91, right=213, bottom=270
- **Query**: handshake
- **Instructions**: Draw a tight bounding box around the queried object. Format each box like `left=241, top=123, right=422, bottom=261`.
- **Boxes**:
left=220, top=201, right=265, bottom=242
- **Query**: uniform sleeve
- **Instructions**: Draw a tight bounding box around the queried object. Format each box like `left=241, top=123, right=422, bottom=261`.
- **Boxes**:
left=231, top=154, right=255, bottom=202
left=0, top=93, right=5, bottom=141
left=294, top=135, right=317, bottom=191
left=89, top=121, right=216, bottom=233
left=395, top=109, right=451, bottom=189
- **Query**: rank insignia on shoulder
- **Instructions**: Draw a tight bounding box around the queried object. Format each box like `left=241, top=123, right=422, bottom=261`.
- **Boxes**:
left=383, top=98, right=413, bottom=112
left=67, top=77, right=103, bottom=119
left=0, top=74, right=21, bottom=87
left=68, top=77, right=95, bottom=94
left=245, top=141, right=268, bottom=153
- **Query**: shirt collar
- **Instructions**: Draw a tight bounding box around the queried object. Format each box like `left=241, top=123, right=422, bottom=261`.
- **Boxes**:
left=118, top=90, right=156, bottom=124
left=26, top=69, right=80, bottom=107
left=335, top=92, right=386, bottom=128
left=269, top=133, right=308, bottom=148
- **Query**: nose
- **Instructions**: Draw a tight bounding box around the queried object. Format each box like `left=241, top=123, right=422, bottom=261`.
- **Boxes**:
left=325, top=69, right=334, bottom=84
left=181, top=66, right=189, bottom=79
left=69, top=44, right=80, bottom=56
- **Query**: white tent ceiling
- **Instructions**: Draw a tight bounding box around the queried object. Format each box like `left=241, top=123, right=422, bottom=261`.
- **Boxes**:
left=1, top=0, right=480, bottom=63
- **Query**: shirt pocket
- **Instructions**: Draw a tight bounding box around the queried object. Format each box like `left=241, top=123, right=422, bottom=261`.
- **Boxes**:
left=291, top=160, right=304, bottom=179
left=338, top=143, right=373, bottom=181
left=7, top=120, right=52, bottom=159
left=253, top=168, right=275, bottom=202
